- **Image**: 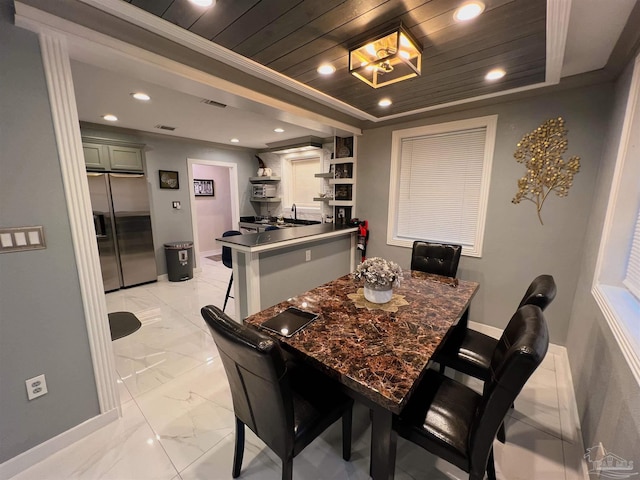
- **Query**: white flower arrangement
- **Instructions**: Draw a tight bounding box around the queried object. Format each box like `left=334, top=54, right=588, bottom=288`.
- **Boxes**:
left=353, top=257, right=403, bottom=288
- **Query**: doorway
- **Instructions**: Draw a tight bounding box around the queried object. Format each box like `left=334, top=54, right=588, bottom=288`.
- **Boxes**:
left=187, top=158, right=239, bottom=267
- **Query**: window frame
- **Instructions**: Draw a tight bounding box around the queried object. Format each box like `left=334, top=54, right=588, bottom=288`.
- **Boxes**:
left=592, top=52, right=640, bottom=386
left=386, top=115, right=497, bottom=257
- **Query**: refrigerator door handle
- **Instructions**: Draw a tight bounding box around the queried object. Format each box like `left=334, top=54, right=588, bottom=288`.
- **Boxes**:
left=93, top=213, right=107, bottom=237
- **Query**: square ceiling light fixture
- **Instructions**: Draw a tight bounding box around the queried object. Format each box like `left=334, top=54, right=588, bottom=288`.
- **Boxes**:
left=349, top=23, right=423, bottom=88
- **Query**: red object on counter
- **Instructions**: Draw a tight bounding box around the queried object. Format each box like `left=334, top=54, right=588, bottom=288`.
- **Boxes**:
left=357, top=220, right=369, bottom=261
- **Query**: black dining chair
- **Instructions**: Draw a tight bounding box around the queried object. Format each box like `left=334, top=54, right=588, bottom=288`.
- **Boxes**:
left=410, top=241, right=462, bottom=278
left=433, top=274, right=556, bottom=382
left=200, top=305, right=353, bottom=480
left=393, top=304, right=549, bottom=480
left=221, top=230, right=242, bottom=312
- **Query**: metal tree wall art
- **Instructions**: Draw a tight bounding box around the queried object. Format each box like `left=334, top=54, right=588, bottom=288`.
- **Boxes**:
left=512, top=117, right=581, bottom=225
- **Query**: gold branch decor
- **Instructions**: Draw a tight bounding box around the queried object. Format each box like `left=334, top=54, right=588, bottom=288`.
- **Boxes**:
left=512, top=117, right=580, bottom=225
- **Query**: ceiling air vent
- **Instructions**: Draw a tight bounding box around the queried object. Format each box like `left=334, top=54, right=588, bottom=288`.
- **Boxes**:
left=154, top=124, right=176, bottom=131
left=201, top=99, right=227, bottom=108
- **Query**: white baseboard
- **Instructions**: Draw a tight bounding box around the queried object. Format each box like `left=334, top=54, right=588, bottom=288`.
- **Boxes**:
left=468, top=320, right=502, bottom=339
left=0, top=409, right=119, bottom=480
left=554, top=345, right=590, bottom=480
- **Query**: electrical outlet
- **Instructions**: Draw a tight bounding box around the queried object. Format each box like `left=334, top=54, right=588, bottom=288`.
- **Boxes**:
left=305, top=250, right=311, bottom=261
left=26, top=374, right=48, bottom=400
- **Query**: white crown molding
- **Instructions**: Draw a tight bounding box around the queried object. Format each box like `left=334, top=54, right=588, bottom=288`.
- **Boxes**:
left=546, top=0, right=572, bottom=84
left=14, top=2, right=363, bottom=136
left=76, top=0, right=377, bottom=122
left=37, top=32, right=120, bottom=414
left=76, top=0, right=565, bottom=124
left=19, top=0, right=569, bottom=128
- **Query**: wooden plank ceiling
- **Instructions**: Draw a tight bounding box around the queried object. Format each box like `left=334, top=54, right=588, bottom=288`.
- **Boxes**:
left=122, top=0, right=546, bottom=118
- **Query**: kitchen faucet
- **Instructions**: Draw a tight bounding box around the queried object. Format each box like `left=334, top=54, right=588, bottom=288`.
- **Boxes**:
left=291, top=203, right=297, bottom=220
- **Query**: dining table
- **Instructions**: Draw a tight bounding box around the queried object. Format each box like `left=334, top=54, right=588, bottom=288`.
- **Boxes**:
left=244, top=269, right=479, bottom=480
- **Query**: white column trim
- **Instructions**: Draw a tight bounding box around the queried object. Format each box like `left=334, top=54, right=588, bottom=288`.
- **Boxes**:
left=38, top=32, right=119, bottom=414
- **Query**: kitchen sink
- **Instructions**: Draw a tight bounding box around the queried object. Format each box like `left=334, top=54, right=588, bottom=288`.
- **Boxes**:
left=239, top=216, right=321, bottom=231
left=281, top=218, right=321, bottom=225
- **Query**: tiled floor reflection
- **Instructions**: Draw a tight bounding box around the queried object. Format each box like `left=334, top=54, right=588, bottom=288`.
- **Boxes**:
left=9, top=258, right=588, bottom=479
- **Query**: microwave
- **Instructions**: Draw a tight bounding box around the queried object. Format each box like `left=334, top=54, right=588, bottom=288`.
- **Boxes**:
left=252, top=184, right=277, bottom=198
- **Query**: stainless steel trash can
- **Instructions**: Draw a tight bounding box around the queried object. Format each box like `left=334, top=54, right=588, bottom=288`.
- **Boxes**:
left=164, top=241, right=194, bottom=282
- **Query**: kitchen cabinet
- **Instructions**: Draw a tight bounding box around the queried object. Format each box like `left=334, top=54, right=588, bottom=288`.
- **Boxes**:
left=82, top=137, right=145, bottom=172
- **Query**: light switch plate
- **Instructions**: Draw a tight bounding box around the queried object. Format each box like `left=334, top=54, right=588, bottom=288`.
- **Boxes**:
left=0, top=226, right=46, bottom=253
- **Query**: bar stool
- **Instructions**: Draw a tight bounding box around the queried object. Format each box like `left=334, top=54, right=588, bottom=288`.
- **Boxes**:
left=222, top=230, right=242, bottom=312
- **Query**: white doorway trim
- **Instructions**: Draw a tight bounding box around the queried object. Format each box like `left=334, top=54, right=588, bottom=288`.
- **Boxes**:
left=187, top=158, right=240, bottom=265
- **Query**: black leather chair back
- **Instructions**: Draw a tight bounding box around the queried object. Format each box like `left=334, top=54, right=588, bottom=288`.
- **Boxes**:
left=468, top=304, right=548, bottom=478
left=411, top=241, right=462, bottom=278
left=221, top=230, right=242, bottom=269
left=201, top=305, right=294, bottom=459
left=517, top=274, right=557, bottom=311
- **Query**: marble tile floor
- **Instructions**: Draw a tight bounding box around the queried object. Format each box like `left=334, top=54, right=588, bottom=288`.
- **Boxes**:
left=10, top=257, right=589, bottom=480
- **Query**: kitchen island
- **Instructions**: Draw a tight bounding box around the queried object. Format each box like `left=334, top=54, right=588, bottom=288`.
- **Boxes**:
left=217, top=224, right=358, bottom=320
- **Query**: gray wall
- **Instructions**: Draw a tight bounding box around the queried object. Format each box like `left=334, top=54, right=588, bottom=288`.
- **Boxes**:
left=80, top=126, right=256, bottom=275
left=566, top=59, right=640, bottom=466
left=259, top=235, right=353, bottom=309
left=0, top=0, right=100, bottom=463
left=357, top=83, right=612, bottom=345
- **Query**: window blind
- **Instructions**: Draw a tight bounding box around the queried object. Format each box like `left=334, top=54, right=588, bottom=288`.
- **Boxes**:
left=291, top=158, right=319, bottom=207
left=396, top=127, right=486, bottom=247
left=623, top=208, right=640, bottom=300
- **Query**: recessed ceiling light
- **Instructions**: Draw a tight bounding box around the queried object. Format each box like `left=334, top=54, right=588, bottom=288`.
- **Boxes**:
left=378, top=98, right=392, bottom=107
left=317, top=64, right=336, bottom=75
left=230, top=138, right=240, bottom=143
left=131, top=92, right=151, bottom=101
left=102, top=114, right=118, bottom=122
left=274, top=128, right=285, bottom=133
left=454, top=1, right=485, bottom=22
left=189, top=0, right=215, bottom=6
left=485, top=68, right=506, bottom=81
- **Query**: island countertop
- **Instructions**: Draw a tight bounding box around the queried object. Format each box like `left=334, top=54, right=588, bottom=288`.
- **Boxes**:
left=216, top=223, right=358, bottom=253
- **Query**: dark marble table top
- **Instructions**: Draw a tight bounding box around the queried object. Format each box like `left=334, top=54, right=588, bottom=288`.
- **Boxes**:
left=244, top=270, right=479, bottom=413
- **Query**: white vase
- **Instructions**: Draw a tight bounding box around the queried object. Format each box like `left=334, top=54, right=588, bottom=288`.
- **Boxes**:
left=364, top=282, right=393, bottom=304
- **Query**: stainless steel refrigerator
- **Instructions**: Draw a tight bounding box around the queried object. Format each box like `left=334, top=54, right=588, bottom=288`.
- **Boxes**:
left=87, top=172, right=157, bottom=292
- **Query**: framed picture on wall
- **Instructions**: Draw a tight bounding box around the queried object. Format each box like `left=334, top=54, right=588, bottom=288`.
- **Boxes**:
left=194, top=179, right=214, bottom=196
left=159, top=170, right=179, bottom=189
